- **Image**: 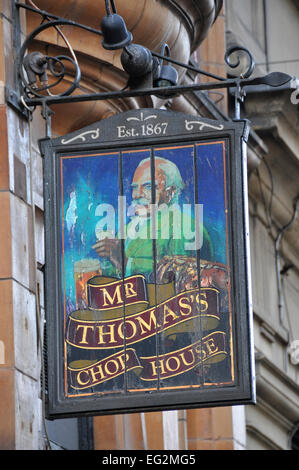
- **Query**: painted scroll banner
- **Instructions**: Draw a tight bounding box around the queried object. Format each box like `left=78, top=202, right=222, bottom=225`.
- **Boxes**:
left=87, top=274, right=148, bottom=312
left=66, top=274, right=225, bottom=390
left=68, top=332, right=227, bottom=390
left=66, top=274, right=221, bottom=349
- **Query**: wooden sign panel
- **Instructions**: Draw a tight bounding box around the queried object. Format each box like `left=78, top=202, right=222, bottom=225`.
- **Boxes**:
left=40, top=109, right=255, bottom=418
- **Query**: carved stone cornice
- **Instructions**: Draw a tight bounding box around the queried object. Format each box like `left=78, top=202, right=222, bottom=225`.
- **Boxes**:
left=255, top=351, right=299, bottom=425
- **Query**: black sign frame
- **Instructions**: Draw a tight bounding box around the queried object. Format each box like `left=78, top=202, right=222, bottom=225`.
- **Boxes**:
left=40, top=109, right=255, bottom=419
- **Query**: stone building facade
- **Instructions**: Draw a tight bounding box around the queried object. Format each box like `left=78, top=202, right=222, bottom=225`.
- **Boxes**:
left=0, top=0, right=298, bottom=450
left=226, top=0, right=299, bottom=450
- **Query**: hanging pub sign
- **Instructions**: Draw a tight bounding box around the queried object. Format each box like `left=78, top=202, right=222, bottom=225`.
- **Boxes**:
left=40, top=108, right=255, bottom=419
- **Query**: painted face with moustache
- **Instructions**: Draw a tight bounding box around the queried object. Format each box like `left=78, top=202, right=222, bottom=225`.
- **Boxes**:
left=129, top=158, right=176, bottom=218
left=93, top=157, right=182, bottom=274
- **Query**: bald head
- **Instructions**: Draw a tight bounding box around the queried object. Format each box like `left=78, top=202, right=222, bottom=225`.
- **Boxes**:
left=130, top=157, right=183, bottom=216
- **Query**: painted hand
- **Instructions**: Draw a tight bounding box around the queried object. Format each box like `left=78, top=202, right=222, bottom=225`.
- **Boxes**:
left=92, top=238, right=123, bottom=272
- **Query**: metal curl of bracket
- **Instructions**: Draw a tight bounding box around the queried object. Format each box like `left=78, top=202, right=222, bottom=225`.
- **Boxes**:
left=224, top=46, right=255, bottom=79
left=18, top=19, right=87, bottom=100
left=27, top=55, right=81, bottom=99
left=13, top=1, right=294, bottom=122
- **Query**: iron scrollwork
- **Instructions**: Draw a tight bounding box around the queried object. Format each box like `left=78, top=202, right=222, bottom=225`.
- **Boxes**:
left=18, top=18, right=88, bottom=101
left=224, top=46, right=255, bottom=79
left=13, top=1, right=295, bottom=119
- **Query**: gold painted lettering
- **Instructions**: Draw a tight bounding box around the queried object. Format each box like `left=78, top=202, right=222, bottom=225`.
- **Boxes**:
left=124, top=282, right=137, bottom=298
left=194, top=343, right=206, bottom=362
left=89, top=364, right=105, bottom=383
left=96, top=324, right=117, bottom=345
left=101, top=285, right=123, bottom=307
left=149, top=359, right=166, bottom=377
left=76, top=324, right=94, bottom=344
left=117, top=353, right=130, bottom=370
left=76, top=370, right=90, bottom=386
left=178, top=349, right=195, bottom=367
left=136, top=310, right=157, bottom=335
left=178, top=296, right=192, bottom=316
left=166, top=356, right=181, bottom=373
left=104, top=359, right=119, bottom=376
left=118, top=320, right=137, bottom=341
left=163, top=304, right=179, bottom=325
left=204, top=337, right=218, bottom=355
left=199, top=292, right=209, bottom=313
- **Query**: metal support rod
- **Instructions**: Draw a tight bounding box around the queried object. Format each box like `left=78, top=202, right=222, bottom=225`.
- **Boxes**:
left=41, top=100, right=53, bottom=138
left=234, top=90, right=241, bottom=120
left=23, top=76, right=267, bottom=108
left=151, top=51, right=227, bottom=83
left=233, top=79, right=246, bottom=120
left=15, top=2, right=103, bottom=37
left=13, top=0, right=294, bottom=121
left=16, top=2, right=225, bottom=83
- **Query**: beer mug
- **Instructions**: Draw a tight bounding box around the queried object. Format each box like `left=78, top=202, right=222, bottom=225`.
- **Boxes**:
left=74, top=258, right=101, bottom=309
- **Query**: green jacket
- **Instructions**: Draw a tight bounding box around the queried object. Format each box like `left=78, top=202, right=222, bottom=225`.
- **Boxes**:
left=124, top=208, right=213, bottom=277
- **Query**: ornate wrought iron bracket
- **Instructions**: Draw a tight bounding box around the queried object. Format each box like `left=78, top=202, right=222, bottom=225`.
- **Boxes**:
left=9, top=0, right=296, bottom=124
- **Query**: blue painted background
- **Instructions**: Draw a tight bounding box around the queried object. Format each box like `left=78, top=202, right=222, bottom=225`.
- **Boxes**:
left=60, top=142, right=227, bottom=313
